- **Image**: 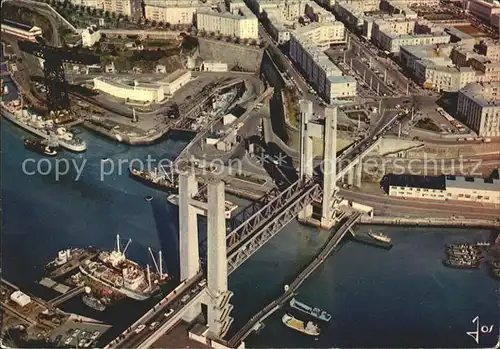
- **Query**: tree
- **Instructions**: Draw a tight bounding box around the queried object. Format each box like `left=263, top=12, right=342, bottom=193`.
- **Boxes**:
left=165, top=22, right=171, bottom=29
left=105, top=11, right=110, bottom=18
left=250, top=38, right=257, bottom=46
left=151, top=20, right=157, bottom=27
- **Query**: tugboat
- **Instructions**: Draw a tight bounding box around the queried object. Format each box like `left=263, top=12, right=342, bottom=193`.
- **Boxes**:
left=282, top=313, right=320, bottom=336
left=24, top=138, right=58, bottom=157
left=82, top=287, right=106, bottom=312
left=367, top=230, right=392, bottom=244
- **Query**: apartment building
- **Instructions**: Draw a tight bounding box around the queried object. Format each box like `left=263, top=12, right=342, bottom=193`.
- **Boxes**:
left=457, top=82, right=500, bottom=137
left=378, top=32, right=451, bottom=53
left=144, top=0, right=209, bottom=24
left=102, top=0, right=132, bottom=16
left=386, top=173, right=500, bottom=204
left=415, top=59, right=476, bottom=92
left=463, top=0, right=500, bottom=22
left=196, top=6, right=258, bottom=39
left=294, top=21, right=346, bottom=47
left=304, top=2, right=336, bottom=23
left=334, top=2, right=364, bottom=26
left=69, top=0, right=103, bottom=8
left=477, top=39, right=500, bottom=61
left=290, top=31, right=356, bottom=102
left=450, top=46, right=500, bottom=83
left=401, top=43, right=456, bottom=70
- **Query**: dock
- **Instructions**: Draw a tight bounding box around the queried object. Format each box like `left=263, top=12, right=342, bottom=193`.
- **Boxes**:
left=48, top=286, right=85, bottom=307
left=227, top=212, right=361, bottom=347
left=360, top=216, right=500, bottom=228
left=39, top=278, right=71, bottom=294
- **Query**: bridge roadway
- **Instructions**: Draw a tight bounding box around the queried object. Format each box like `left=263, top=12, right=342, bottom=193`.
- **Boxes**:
left=228, top=212, right=362, bottom=346
left=107, top=272, right=203, bottom=349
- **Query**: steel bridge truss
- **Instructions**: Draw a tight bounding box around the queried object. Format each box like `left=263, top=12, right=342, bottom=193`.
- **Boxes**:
left=227, top=182, right=322, bottom=274
left=227, top=180, right=312, bottom=251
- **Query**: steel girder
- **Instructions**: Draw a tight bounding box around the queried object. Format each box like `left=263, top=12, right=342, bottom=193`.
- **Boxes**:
left=227, top=183, right=323, bottom=274
left=228, top=186, right=281, bottom=230
left=226, top=180, right=310, bottom=252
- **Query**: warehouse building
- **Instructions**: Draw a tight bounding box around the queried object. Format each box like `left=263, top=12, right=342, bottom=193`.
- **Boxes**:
left=384, top=171, right=500, bottom=204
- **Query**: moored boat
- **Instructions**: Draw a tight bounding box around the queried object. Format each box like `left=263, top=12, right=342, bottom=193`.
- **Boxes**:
left=1, top=99, right=87, bottom=152
left=82, top=292, right=106, bottom=312
left=368, top=230, right=392, bottom=244
left=281, top=313, right=320, bottom=336
left=79, top=235, right=168, bottom=301
left=129, top=167, right=178, bottom=193
left=289, top=298, right=331, bottom=322
left=45, top=247, right=100, bottom=278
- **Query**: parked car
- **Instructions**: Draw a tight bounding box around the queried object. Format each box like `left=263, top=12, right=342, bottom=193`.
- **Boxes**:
left=149, top=322, right=159, bottom=330
left=135, top=324, right=146, bottom=333
left=164, top=309, right=174, bottom=317
left=64, top=337, right=73, bottom=345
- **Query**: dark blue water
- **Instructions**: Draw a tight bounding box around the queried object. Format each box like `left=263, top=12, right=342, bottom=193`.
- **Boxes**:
left=2, top=89, right=499, bottom=347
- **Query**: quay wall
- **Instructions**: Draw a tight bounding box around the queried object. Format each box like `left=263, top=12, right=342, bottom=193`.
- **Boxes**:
left=197, top=39, right=264, bottom=72
left=361, top=216, right=500, bottom=228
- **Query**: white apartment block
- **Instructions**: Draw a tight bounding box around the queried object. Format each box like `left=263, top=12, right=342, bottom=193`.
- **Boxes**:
left=478, top=39, right=500, bottom=61
left=294, top=21, right=346, bottom=47
left=69, top=0, right=103, bottom=8
left=377, top=32, right=450, bottom=53
left=289, top=32, right=356, bottom=102
left=304, top=2, right=337, bottom=23
left=93, top=77, right=165, bottom=102
left=196, top=6, right=258, bottom=39
left=457, top=82, right=500, bottom=138
left=81, top=26, right=101, bottom=47
left=334, top=2, right=364, bottom=26
left=102, top=0, right=132, bottom=16
left=415, top=59, right=476, bottom=92
left=450, top=46, right=500, bottom=83
left=144, top=0, right=209, bottom=24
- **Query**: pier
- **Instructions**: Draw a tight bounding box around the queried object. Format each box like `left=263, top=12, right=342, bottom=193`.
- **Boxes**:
left=48, top=286, right=85, bottom=307
left=360, top=216, right=500, bottom=228
left=227, top=212, right=361, bottom=347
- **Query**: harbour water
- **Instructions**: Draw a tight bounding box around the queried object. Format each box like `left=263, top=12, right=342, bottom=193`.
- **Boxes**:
left=2, top=101, right=499, bottom=346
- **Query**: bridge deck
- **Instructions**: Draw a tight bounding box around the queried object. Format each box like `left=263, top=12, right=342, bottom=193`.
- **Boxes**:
left=228, top=212, right=361, bottom=346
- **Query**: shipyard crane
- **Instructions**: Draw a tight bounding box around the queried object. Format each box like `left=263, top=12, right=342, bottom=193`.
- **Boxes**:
left=17, top=39, right=100, bottom=113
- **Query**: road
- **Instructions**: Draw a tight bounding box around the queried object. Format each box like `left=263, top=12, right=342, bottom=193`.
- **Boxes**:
left=112, top=276, right=203, bottom=349
left=339, top=189, right=500, bottom=220
left=258, top=24, right=325, bottom=114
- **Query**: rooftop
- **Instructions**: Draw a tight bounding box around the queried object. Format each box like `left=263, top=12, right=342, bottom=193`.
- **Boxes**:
left=159, top=69, right=190, bottom=84
left=328, top=75, right=357, bottom=83
left=446, top=175, right=500, bottom=192
left=2, top=19, right=36, bottom=31
left=388, top=174, right=446, bottom=190
left=459, top=82, right=500, bottom=107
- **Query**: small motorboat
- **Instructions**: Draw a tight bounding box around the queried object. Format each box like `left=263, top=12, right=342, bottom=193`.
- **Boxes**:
left=145, top=195, right=154, bottom=202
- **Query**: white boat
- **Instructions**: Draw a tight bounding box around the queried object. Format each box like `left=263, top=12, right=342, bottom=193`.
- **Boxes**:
left=367, top=230, right=392, bottom=244
left=281, top=313, right=320, bottom=336
left=167, top=193, right=238, bottom=219
left=1, top=99, right=87, bottom=152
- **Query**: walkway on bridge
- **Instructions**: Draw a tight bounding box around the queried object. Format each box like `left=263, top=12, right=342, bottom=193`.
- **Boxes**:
left=48, top=286, right=85, bottom=307
left=227, top=212, right=361, bottom=346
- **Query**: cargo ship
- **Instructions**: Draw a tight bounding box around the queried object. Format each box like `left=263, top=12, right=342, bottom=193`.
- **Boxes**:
left=24, top=137, right=58, bottom=157
left=1, top=99, right=87, bottom=152
left=289, top=298, right=331, bottom=322
left=45, top=247, right=100, bottom=278
left=281, top=313, right=320, bottom=336
left=167, top=193, right=238, bottom=219
left=79, top=235, right=168, bottom=301
left=129, top=167, right=178, bottom=193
